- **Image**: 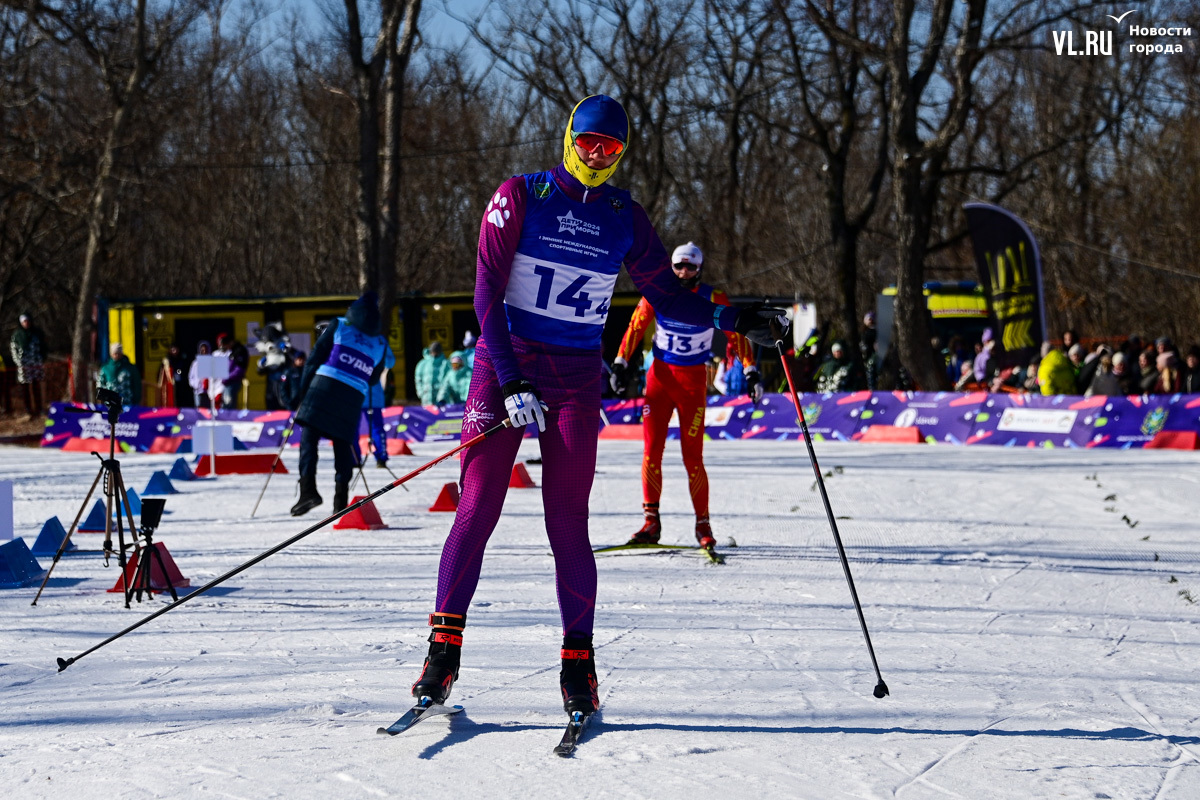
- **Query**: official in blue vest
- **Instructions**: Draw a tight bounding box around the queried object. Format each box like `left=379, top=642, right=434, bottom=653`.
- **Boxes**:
left=290, top=292, right=394, bottom=516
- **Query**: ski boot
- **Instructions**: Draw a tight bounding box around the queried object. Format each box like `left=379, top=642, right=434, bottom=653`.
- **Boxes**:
left=627, top=503, right=661, bottom=545
left=411, top=613, right=465, bottom=704
left=695, top=516, right=717, bottom=550
left=333, top=480, right=349, bottom=513
left=290, top=475, right=322, bottom=516
left=560, top=635, right=599, bottom=716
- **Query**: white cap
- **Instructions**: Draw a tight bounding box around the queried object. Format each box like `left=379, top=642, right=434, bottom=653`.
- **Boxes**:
left=671, top=242, right=703, bottom=266
left=18, top=314, right=29, bottom=323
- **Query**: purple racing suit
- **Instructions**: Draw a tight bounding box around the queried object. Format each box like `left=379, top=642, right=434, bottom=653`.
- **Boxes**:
left=435, top=163, right=741, bottom=637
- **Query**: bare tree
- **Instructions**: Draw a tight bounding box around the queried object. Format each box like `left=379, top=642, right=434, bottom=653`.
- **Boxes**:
left=333, top=0, right=422, bottom=331
left=19, top=0, right=205, bottom=398
left=772, top=0, right=888, bottom=351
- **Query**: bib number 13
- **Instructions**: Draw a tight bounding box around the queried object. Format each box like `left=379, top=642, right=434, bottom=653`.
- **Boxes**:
left=533, top=264, right=609, bottom=318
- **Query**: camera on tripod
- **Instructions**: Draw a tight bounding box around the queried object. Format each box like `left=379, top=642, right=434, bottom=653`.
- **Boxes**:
left=95, top=386, right=124, bottom=424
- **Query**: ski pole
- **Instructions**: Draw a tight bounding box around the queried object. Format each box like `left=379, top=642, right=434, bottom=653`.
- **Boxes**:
left=773, top=327, right=889, bottom=699
left=57, top=416, right=517, bottom=673
left=250, top=415, right=296, bottom=518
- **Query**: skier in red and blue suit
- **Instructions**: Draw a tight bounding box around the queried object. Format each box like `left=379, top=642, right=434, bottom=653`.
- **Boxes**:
left=611, top=242, right=762, bottom=551
left=410, top=95, right=789, bottom=719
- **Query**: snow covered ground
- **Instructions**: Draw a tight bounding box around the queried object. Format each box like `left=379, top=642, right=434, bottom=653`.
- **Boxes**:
left=1, top=438, right=1198, bottom=799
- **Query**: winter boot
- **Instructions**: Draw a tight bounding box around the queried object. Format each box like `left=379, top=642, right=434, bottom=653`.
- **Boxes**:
left=333, top=481, right=349, bottom=513
left=627, top=503, right=661, bottom=545
left=411, top=613, right=465, bottom=704
left=695, top=516, right=717, bottom=550
left=559, top=635, right=599, bottom=716
left=290, top=475, right=322, bottom=517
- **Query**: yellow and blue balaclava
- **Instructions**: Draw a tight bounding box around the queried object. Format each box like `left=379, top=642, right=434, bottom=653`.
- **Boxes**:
left=562, top=95, right=630, bottom=188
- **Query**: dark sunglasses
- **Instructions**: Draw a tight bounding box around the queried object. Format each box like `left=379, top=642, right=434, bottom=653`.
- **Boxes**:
left=672, top=261, right=699, bottom=273
left=574, top=132, right=625, bottom=157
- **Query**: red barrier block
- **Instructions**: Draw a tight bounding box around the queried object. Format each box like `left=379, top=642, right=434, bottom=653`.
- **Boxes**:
left=62, top=437, right=114, bottom=453
left=107, top=542, right=190, bottom=593
left=194, top=452, right=288, bottom=476
left=148, top=437, right=184, bottom=454
left=429, top=483, right=459, bottom=512
left=388, top=439, right=414, bottom=456
left=1146, top=430, right=1200, bottom=450
left=509, top=463, right=537, bottom=488
left=334, top=495, right=387, bottom=530
left=860, top=425, right=924, bottom=444
left=598, top=424, right=643, bottom=440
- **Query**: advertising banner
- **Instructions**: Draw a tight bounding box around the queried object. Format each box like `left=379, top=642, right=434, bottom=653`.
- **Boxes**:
left=965, top=203, right=1046, bottom=369
left=41, top=391, right=1200, bottom=452
left=853, top=391, right=984, bottom=445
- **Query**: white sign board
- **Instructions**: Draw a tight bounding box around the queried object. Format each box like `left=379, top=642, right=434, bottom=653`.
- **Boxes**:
left=997, top=407, right=1078, bottom=435
left=192, top=354, right=230, bottom=381
left=791, top=303, right=818, bottom=350
left=194, top=421, right=234, bottom=454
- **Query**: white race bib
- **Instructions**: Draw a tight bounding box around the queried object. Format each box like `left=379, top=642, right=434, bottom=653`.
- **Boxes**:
left=505, top=252, right=617, bottom=325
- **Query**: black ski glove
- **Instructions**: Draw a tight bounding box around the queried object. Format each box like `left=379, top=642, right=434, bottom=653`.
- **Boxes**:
left=744, top=368, right=763, bottom=403
left=735, top=303, right=791, bottom=347
left=610, top=358, right=629, bottom=395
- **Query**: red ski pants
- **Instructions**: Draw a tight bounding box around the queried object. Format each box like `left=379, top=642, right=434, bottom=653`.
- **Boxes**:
left=641, top=359, right=708, bottom=518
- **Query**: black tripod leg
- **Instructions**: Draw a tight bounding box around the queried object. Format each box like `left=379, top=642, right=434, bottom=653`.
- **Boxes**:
left=108, top=469, right=133, bottom=608
left=31, top=467, right=104, bottom=606
left=146, top=543, right=179, bottom=602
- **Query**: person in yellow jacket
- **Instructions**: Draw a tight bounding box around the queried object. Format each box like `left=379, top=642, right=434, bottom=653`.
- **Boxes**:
left=1037, top=342, right=1077, bottom=395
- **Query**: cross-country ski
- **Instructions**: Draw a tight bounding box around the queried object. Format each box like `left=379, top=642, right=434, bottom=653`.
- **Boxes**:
left=377, top=700, right=465, bottom=736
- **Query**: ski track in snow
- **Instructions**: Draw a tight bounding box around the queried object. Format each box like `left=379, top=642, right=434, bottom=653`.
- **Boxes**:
left=1, top=440, right=1199, bottom=799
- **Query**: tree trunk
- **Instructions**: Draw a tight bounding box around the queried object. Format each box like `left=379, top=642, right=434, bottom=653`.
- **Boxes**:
left=823, top=161, right=860, bottom=354
left=69, top=0, right=149, bottom=402
left=377, top=0, right=420, bottom=336
left=891, top=154, right=940, bottom=390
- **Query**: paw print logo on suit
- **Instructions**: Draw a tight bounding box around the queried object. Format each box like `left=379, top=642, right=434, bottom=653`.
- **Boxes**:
left=486, top=194, right=511, bottom=228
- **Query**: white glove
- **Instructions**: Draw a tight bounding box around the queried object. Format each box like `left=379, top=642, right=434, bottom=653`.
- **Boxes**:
left=744, top=367, right=763, bottom=403
left=501, top=380, right=546, bottom=432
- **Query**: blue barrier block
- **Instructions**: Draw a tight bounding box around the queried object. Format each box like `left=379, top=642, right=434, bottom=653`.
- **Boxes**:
left=176, top=438, right=193, bottom=454
left=78, top=499, right=109, bottom=532
left=31, top=517, right=76, bottom=557
left=169, top=458, right=197, bottom=481
left=0, top=538, right=47, bottom=588
left=113, top=487, right=143, bottom=518
left=143, top=471, right=178, bottom=496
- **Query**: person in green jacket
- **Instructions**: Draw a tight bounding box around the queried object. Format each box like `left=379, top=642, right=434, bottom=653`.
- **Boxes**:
left=438, top=352, right=472, bottom=405
left=1037, top=341, right=1077, bottom=395
left=413, top=341, right=449, bottom=406
left=98, top=343, right=142, bottom=406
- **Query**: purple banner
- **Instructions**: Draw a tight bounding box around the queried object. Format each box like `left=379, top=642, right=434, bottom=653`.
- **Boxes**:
left=853, top=391, right=984, bottom=445
left=41, top=392, right=1200, bottom=452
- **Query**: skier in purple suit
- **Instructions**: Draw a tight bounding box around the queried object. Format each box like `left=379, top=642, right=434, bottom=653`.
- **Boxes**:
left=410, top=95, right=789, bottom=718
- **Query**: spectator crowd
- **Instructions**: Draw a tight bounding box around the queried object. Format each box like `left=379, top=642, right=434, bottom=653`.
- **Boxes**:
left=943, top=329, right=1197, bottom=397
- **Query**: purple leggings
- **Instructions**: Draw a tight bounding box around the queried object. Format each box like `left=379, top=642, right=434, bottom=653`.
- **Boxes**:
left=435, top=340, right=601, bottom=637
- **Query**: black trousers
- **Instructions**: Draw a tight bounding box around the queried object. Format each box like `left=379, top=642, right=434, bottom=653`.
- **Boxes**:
left=298, top=425, right=355, bottom=486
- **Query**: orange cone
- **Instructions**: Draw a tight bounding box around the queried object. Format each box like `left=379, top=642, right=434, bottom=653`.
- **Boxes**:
left=509, top=463, right=537, bottom=488
left=388, top=439, right=414, bottom=456
left=429, top=482, right=460, bottom=512
left=334, top=496, right=387, bottom=530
